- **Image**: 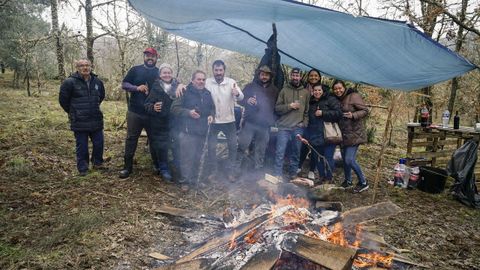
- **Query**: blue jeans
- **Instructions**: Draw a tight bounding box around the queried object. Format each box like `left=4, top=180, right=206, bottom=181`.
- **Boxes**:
left=313, top=144, right=335, bottom=180
left=342, top=145, right=367, bottom=185
left=273, top=127, right=304, bottom=176
left=74, top=130, right=104, bottom=173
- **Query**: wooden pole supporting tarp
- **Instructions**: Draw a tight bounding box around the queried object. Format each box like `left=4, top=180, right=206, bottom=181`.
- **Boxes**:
left=371, top=92, right=402, bottom=203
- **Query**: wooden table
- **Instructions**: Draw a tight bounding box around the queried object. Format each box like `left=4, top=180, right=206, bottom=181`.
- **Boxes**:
left=406, top=123, right=480, bottom=179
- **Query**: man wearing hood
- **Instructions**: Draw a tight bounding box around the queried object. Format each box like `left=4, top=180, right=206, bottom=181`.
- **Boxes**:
left=171, top=70, right=215, bottom=191
left=234, top=65, right=278, bottom=176
left=273, top=68, right=310, bottom=180
left=59, top=59, right=105, bottom=176
left=119, top=47, right=159, bottom=178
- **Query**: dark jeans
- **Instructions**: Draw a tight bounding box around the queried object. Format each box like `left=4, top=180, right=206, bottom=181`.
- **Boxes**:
left=147, top=132, right=169, bottom=172
left=74, top=130, right=104, bottom=173
left=123, top=111, right=156, bottom=171
left=273, top=127, right=304, bottom=176
left=313, top=143, right=336, bottom=180
left=170, top=127, right=181, bottom=171
left=236, top=122, right=270, bottom=171
left=341, top=145, right=366, bottom=185
left=207, top=122, right=237, bottom=173
left=179, top=132, right=206, bottom=184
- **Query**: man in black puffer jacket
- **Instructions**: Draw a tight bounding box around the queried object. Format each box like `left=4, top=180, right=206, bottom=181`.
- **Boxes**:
left=59, top=59, right=105, bottom=176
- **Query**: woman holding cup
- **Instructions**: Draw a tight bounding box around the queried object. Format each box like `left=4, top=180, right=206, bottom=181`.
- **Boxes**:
left=307, top=82, right=342, bottom=184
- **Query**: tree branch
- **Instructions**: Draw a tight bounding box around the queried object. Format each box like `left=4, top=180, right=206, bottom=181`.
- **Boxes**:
left=92, top=31, right=111, bottom=41
left=92, top=0, right=116, bottom=8
left=420, top=0, right=480, bottom=36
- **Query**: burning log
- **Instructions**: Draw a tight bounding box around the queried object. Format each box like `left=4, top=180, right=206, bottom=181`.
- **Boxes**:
left=240, top=244, right=281, bottom=270
left=176, top=213, right=271, bottom=264
left=281, top=233, right=357, bottom=270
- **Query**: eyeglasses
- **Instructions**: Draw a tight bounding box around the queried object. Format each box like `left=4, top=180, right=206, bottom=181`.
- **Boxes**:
left=77, top=64, right=91, bottom=67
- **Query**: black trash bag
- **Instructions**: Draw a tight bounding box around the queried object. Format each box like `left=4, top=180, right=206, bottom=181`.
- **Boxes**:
left=257, top=34, right=285, bottom=91
left=446, top=139, right=480, bottom=208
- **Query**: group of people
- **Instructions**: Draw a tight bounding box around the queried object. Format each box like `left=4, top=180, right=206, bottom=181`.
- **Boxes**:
left=59, top=47, right=369, bottom=193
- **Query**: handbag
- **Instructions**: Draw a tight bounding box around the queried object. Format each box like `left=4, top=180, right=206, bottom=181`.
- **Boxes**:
left=324, top=122, right=343, bottom=144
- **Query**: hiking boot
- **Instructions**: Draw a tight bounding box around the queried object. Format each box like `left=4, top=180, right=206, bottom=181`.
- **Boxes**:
left=340, top=180, right=353, bottom=188
left=79, top=171, right=88, bottom=177
left=353, top=183, right=369, bottom=193
left=307, top=171, right=315, bottom=180
left=119, top=169, right=131, bottom=179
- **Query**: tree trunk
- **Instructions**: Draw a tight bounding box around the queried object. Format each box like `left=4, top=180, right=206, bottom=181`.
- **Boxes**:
left=447, top=0, right=468, bottom=116
left=50, top=0, right=65, bottom=81
left=85, top=0, right=94, bottom=64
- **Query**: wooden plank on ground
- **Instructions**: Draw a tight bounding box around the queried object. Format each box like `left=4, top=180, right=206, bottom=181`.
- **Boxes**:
left=341, top=201, right=402, bottom=228
left=154, top=205, right=199, bottom=219
left=154, top=258, right=213, bottom=270
left=282, top=233, right=357, bottom=270
left=149, top=252, right=171, bottom=260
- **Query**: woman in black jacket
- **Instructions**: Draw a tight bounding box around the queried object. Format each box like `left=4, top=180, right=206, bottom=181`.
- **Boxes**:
left=307, top=82, right=342, bottom=183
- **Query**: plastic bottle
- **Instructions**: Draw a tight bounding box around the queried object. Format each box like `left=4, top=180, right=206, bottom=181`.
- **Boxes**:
left=453, top=111, right=460, bottom=129
left=420, top=106, right=429, bottom=127
left=408, top=166, right=420, bottom=189
left=393, top=159, right=406, bottom=187
left=442, top=110, right=450, bottom=128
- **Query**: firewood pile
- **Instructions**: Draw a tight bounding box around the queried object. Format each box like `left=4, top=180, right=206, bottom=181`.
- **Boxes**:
left=152, top=195, right=428, bottom=270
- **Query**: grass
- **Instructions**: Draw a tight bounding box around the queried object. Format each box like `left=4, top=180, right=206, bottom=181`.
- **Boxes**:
left=0, top=76, right=479, bottom=269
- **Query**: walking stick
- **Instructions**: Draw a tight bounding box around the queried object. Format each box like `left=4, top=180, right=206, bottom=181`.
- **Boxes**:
left=295, top=134, right=333, bottom=181
left=195, top=122, right=212, bottom=196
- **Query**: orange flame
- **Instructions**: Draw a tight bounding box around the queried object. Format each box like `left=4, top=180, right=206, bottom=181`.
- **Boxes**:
left=229, top=230, right=238, bottom=250
left=354, top=252, right=394, bottom=268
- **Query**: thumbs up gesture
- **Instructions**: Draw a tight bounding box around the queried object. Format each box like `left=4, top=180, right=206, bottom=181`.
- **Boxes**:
left=232, top=82, right=239, bottom=97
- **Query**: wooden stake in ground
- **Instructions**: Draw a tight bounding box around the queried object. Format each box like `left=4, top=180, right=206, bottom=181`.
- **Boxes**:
left=371, top=92, right=402, bottom=204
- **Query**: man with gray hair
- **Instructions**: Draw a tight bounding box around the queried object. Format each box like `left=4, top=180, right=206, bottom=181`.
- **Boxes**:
left=171, top=70, right=215, bottom=191
left=59, top=59, right=105, bottom=176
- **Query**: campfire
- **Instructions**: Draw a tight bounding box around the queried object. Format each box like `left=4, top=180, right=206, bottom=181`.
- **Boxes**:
left=153, top=193, right=413, bottom=270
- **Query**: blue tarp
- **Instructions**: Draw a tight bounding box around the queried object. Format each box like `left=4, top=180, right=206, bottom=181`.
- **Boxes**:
left=128, top=0, right=476, bottom=91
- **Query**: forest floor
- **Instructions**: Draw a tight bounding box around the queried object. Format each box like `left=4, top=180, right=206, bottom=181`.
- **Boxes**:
left=0, top=79, right=479, bottom=269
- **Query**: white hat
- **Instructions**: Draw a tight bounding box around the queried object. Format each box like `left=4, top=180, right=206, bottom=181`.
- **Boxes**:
left=159, top=63, right=173, bottom=72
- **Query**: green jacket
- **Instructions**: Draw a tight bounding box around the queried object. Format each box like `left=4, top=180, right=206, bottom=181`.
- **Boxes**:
left=274, top=83, right=309, bottom=129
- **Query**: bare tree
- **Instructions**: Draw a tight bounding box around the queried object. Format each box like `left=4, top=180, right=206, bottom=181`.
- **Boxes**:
left=77, top=0, right=114, bottom=64
left=50, top=0, right=65, bottom=81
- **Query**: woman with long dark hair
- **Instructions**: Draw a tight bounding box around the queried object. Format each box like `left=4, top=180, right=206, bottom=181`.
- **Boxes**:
left=307, top=82, right=342, bottom=183
left=332, top=80, right=369, bottom=193
left=299, top=69, right=322, bottom=179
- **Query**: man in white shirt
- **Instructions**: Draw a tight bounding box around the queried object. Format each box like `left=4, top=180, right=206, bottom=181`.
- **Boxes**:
left=206, top=60, right=244, bottom=181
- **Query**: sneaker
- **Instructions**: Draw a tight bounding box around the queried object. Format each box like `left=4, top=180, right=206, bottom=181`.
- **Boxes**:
left=119, top=169, right=131, bottom=179
left=340, top=180, right=353, bottom=188
left=353, top=183, right=369, bottom=193
left=307, top=171, right=315, bottom=180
